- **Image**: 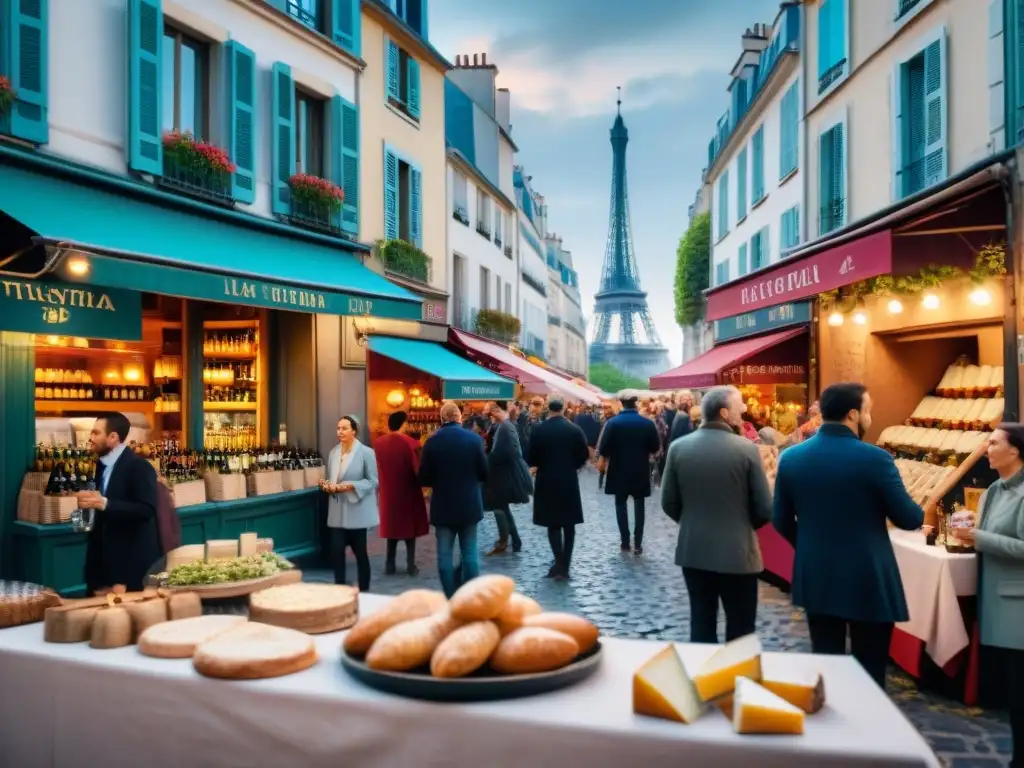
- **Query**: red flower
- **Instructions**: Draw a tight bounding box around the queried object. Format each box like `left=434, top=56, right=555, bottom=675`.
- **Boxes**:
left=161, top=130, right=236, bottom=174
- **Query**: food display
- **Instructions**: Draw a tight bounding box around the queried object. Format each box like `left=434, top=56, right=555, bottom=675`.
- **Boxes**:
left=192, top=621, right=318, bottom=680
left=935, top=362, right=1003, bottom=397
left=0, top=580, right=61, bottom=629
left=892, top=459, right=955, bottom=505
left=43, top=587, right=183, bottom=649
left=632, top=633, right=827, bottom=736
left=138, top=615, right=248, bottom=658
left=161, top=551, right=293, bottom=586
left=249, top=583, right=359, bottom=634
left=340, top=577, right=602, bottom=700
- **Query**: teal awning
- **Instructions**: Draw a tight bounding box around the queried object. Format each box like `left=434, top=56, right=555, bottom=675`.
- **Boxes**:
left=368, top=336, right=516, bottom=400
left=0, top=154, right=421, bottom=320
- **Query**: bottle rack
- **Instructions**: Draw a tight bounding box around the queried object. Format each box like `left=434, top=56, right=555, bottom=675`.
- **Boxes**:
left=202, top=319, right=264, bottom=448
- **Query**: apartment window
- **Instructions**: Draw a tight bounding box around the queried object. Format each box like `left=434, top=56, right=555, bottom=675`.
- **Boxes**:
left=817, top=0, right=848, bottom=94
left=476, top=190, right=491, bottom=239
left=781, top=206, right=801, bottom=250
left=386, top=39, right=421, bottom=121
left=387, top=0, right=426, bottom=37
left=494, top=208, right=503, bottom=247
left=750, top=227, right=769, bottom=271
left=894, top=33, right=946, bottom=199
left=480, top=266, right=491, bottom=308
left=779, top=81, right=799, bottom=179
left=714, top=261, right=730, bottom=286
left=818, top=121, right=846, bottom=235
left=736, top=148, right=748, bottom=220
left=295, top=89, right=325, bottom=177
left=738, top=243, right=748, bottom=276
left=161, top=26, right=208, bottom=138
left=453, top=172, right=469, bottom=223
left=383, top=148, right=423, bottom=246
left=751, top=125, right=765, bottom=204
left=505, top=283, right=512, bottom=314
left=495, top=275, right=502, bottom=310
left=716, top=171, right=729, bottom=240
left=286, top=0, right=321, bottom=30
left=896, top=0, right=925, bottom=20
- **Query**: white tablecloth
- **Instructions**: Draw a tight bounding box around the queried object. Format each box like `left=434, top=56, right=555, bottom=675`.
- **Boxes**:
left=890, top=529, right=977, bottom=668
left=0, top=594, right=939, bottom=767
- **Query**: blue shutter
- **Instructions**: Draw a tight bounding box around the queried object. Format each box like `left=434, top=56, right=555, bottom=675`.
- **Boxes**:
left=817, top=0, right=832, bottom=80
left=127, top=0, right=162, bottom=174
left=893, top=61, right=907, bottom=197
left=270, top=62, right=295, bottom=216
left=331, top=0, right=360, bottom=56
left=410, top=164, right=422, bottom=247
left=226, top=41, right=256, bottom=204
left=383, top=148, right=399, bottom=240
left=717, top=170, right=729, bottom=239
left=736, top=148, right=747, bottom=220
left=834, top=0, right=847, bottom=68
left=330, top=95, right=359, bottom=235
left=3, top=0, right=48, bottom=143
left=738, top=243, right=748, bottom=276
left=752, top=126, right=764, bottom=202
left=922, top=33, right=946, bottom=188
left=1015, top=0, right=1024, bottom=143
left=818, top=131, right=832, bottom=233
left=406, top=57, right=421, bottom=118
left=386, top=39, right=400, bottom=102
left=779, top=83, right=798, bottom=178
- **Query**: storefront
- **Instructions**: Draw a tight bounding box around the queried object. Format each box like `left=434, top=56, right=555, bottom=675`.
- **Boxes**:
left=0, top=147, right=422, bottom=595
left=365, top=335, right=516, bottom=443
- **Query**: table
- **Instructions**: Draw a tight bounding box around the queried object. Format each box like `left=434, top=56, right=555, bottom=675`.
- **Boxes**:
left=0, top=594, right=939, bottom=767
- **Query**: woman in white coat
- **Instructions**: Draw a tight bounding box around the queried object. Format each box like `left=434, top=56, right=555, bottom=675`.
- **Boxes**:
left=321, top=415, right=379, bottom=591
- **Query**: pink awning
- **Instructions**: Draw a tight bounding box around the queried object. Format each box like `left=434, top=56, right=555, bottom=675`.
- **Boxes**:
left=449, top=330, right=603, bottom=405
left=649, top=327, right=807, bottom=389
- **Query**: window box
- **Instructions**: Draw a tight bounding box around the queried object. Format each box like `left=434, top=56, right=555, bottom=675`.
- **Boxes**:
left=378, top=238, right=431, bottom=283
left=453, top=206, right=469, bottom=225
left=818, top=58, right=847, bottom=95
left=0, top=77, right=14, bottom=117
left=521, top=270, right=547, bottom=296
left=476, top=309, right=521, bottom=344
left=158, top=131, right=234, bottom=206
left=895, top=0, right=923, bottom=19
left=476, top=223, right=491, bottom=240
left=494, top=237, right=503, bottom=249
left=285, top=173, right=352, bottom=238
left=504, top=245, right=513, bottom=259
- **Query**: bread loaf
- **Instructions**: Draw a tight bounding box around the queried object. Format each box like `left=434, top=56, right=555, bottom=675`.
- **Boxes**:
left=449, top=575, right=515, bottom=621
left=90, top=607, right=133, bottom=649
left=366, top=609, right=461, bottom=672
left=430, top=621, right=501, bottom=678
left=522, top=612, right=600, bottom=654
left=493, top=593, right=542, bottom=636
left=343, top=589, right=447, bottom=655
left=139, top=615, right=248, bottom=658
left=125, top=598, right=168, bottom=641
left=167, top=592, right=202, bottom=621
left=490, top=627, right=580, bottom=674
left=193, top=622, right=317, bottom=680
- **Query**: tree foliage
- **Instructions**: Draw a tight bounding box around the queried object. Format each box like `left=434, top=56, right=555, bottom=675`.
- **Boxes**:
left=588, top=362, right=648, bottom=393
left=674, top=211, right=711, bottom=327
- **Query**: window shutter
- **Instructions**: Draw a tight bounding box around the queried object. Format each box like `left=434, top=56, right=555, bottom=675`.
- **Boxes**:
left=737, top=148, right=747, bottom=220
left=383, top=148, right=399, bottom=240
left=226, top=41, right=256, bottom=204
left=386, top=39, right=400, bottom=101
left=1015, top=1, right=1024, bottom=142
left=817, top=0, right=831, bottom=79
left=738, top=243, right=748, bottom=276
left=406, top=57, right=421, bottom=118
left=330, top=95, right=359, bottom=235
left=331, top=0, right=360, bottom=56
left=410, top=165, right=422, bottom=247
left=832, top=124, right=845, bottom=219
left=922, top=33, right=947, bottom=188
left=717, top=170, right=728, bottom=239
left=752, top=126, right=764, bottom=201
left=4, top=0, right=48, bottom=143
left=818, top=130, right=833, bottom=233
left=127, top=0, right=162, bottom=174
left=834, top=0, right=847, bottom=66
left=270, top=62, right=295, bottom=216
left=892, top=63, right=905, bottom=198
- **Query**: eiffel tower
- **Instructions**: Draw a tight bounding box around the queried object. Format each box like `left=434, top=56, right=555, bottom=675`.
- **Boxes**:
left=589, top=90, right=669, bottom=381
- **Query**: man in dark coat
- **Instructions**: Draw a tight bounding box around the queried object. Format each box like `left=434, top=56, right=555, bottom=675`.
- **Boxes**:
left=77, top=412, right=161, bottom=594
left=573, top=406, right=602, bottom=455
left=667, top=389, right=695, bottom=445
left=527, top=398, right=590, bottom=579
left=419, top=402, right=489, bottom=597
left=483, top=401, right=531, bottom=554
left=598, top=390, right=661, bottom=555
left=773, top=382, right=923, bottom=687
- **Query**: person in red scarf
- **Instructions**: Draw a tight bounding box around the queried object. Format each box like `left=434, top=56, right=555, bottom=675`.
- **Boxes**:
left=374, top=411, right=429, bottom=575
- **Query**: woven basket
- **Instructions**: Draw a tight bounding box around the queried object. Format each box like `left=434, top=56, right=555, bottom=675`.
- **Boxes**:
left=0, top=581, right=61, bottom=628
left=281, top=469, right=306, bottom=491
left=16, top=490, right=42, bottom=523
left=21, top=472, right=49, bottom=493
left=303, top=465, right=326, bottom=488
left=171, top=479, right=207, bottom=509
left=38, top=495, right=78, bottom=525
left=204, top=472, right=246, bottom=502
left=247, top=471, right=284, bottom=497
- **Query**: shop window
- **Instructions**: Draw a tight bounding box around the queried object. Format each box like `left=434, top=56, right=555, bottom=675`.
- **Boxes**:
left=161, top=25, right=209, bottom=139
left=295, top=89, right=325, bottom=178
left=383, top=148, right=423, bottom=247
left=386, top=39, right=421, bottom=121
left=894, top=31, right=946, bottom=199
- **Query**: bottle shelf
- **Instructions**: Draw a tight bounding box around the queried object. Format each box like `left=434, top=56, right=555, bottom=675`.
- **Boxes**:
left=36, top=399, right=156, bottom=415
left=202, top=351, right=256, bottom=361
left=203, top=401, right=258, bottom=412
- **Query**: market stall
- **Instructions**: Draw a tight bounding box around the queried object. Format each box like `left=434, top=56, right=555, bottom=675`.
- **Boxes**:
left=365, top=335, right=516, bottom=443
left=0, top=591, right=940, bottom=767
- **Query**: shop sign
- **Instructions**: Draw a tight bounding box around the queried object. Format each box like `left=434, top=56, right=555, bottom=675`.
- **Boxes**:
left=714, top=301, right=811, bottom=343
left=423, top=300, right=447, bottom=324
left=705, top=229, right=893, bottom=321
left=442, top=380, right=515, bottom=400
left=721, top=363, right=807, bottom=385
left=0, top=278, right=142, bottom=341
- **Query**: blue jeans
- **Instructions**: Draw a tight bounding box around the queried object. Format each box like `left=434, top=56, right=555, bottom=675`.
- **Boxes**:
left=435, top=523, right=479, bottom=597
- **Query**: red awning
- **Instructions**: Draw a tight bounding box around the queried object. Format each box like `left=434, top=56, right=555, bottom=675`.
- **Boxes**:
left=449, top=330, right=603, bottom=405
left=649, top=327, right=807, bottom=390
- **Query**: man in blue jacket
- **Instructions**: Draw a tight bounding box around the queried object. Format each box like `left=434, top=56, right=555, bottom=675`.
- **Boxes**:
left=773, top=382, right=923, bottom=687
left=419, top=401, right=489, bottom=596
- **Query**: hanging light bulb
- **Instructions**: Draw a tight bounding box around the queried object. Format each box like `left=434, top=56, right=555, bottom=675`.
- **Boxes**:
left=922, top=293, right=940, bottom=310
left=852, top=311, right=867, bottom=325
left=969, top=287, right=992, bottom=306
left=828, top=311, right=844, bottom=327
left=887, top=298, right=903, bottom=314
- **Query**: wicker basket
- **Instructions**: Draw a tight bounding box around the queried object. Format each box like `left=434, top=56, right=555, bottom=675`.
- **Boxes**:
left=303, top=465, right=326, bottom=488
left=16, top=490, right=42, bottom=523
left=281, top=469, right=306, bottom=491
left=0, top=581, right=61, bottom=628
left=171, top=479, right=207, bottom=509
left=204, top=472, right=247, bottom=502
left=38, top=495, right=78, bottom=525
left=21, top=472, right=49, bottom=493
left=247, top=471, right=284, bottom=497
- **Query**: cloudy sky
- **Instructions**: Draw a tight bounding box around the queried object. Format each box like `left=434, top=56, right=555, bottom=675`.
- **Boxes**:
left=431, top=0, right=783, bottom=366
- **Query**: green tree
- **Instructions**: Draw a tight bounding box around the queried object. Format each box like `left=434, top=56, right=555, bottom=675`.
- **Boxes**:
left=674, top=211, right=711, bottom=327
left=588, top=362, right=647, bottom=393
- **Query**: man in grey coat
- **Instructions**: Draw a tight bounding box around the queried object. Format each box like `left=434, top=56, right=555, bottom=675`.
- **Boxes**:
left=660, top=385, right=772, bottom=643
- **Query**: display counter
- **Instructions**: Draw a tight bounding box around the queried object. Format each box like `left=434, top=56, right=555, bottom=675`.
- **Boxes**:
left=0, top=593, right=940, bottom=767
left=8, top=488, right=323, bottom=596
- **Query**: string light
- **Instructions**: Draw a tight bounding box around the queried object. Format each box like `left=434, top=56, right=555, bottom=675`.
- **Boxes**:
left=828, top=311, right=844, bottom=327
left=922, top=293, right=940, bottom=310
left=969, top=287, right=992, bottom=306
left=852, top=311, right=867, bottom=325
left=887, top=299, right=903, bottom=314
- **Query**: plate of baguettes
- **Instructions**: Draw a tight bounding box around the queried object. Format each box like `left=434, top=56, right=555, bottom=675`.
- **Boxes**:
left=339, top=575, right=603, bottom=702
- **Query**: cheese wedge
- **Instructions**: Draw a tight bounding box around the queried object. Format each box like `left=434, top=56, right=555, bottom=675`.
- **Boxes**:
left=165, top=544, right=205, bottom=571
left=239, top=532, right=258, bottom=557
left=633, top=644, right=706, bottom=724
left=204, top=539, right=238, bottom=562
left=758, top=662, right=825, bottom=713
left=693, top=633, right=762, bottom=702
left=732, top=676, right=805, bottom=735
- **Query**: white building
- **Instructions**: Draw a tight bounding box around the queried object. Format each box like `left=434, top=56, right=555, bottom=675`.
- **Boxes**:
left=514, top=167, right=551, bottom=359
left=681, top=172, right=714, bottom=364
left=543, top=234, right=587, bottom=377
left=708, top=3, right=803, bottom=289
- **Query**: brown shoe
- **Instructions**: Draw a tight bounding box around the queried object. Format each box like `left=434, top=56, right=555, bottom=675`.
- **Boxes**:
left=487, top=540, right=508, bottom=556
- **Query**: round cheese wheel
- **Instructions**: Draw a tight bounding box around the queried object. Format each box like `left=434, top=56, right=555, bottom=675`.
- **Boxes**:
left=193, top=622, right=317, bottom=679
left=138, top=615, right=248, bottom=659
left=249, top=583, right=358, bottom=634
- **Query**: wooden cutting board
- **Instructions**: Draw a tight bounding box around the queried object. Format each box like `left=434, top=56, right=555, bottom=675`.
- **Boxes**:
left=161, top=569, right=302, bottom=600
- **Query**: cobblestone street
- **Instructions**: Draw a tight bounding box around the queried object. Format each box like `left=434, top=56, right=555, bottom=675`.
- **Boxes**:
left=311, top=467, right=1013, bottom=767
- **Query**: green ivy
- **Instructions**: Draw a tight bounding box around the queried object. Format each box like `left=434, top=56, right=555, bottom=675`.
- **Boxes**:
left=475, top=309, right=521, bottom=343
left=674, top=211, right=711, bottom=327
left=377, top=239, right=431, bottom=283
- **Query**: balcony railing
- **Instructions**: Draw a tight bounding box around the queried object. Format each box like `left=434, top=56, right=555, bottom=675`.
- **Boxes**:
left=494, top=236, right=503, bottom=249
left=897, top=154, right=944, bottom=199
left=504, top=245, right=513, bottom=259
left=475, top=223, right=491, bottom=240
left=453, top=206, right=469, bottom=225
left=896, top=0, right=923, bottom=19
left=286, top=198, right=354, bottom=240
left=158, top=154, right=233, bottom=206
left=819, top=198, right=846, bottom=236
left=286, top=0, right=321, bottom=30
left=547, top=314, right=562, bottom=326
left=521, top=270, right=547, bottom=297
left=817, top=58, right=847, bottom=95
left=378, top=239, right=431, bottom=284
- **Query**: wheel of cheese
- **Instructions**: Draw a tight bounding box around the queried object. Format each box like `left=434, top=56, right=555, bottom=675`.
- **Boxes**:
left=138, top=615, right=248, bottom=659
left=193, top=622, right=318, bottom=679
left=249, top=583, right=358, bottom=634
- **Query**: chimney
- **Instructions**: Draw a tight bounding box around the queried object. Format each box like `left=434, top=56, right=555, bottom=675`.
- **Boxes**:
left=473, top=53, right=479, bottom=66
left=481, top=53, right=487, bottom=65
